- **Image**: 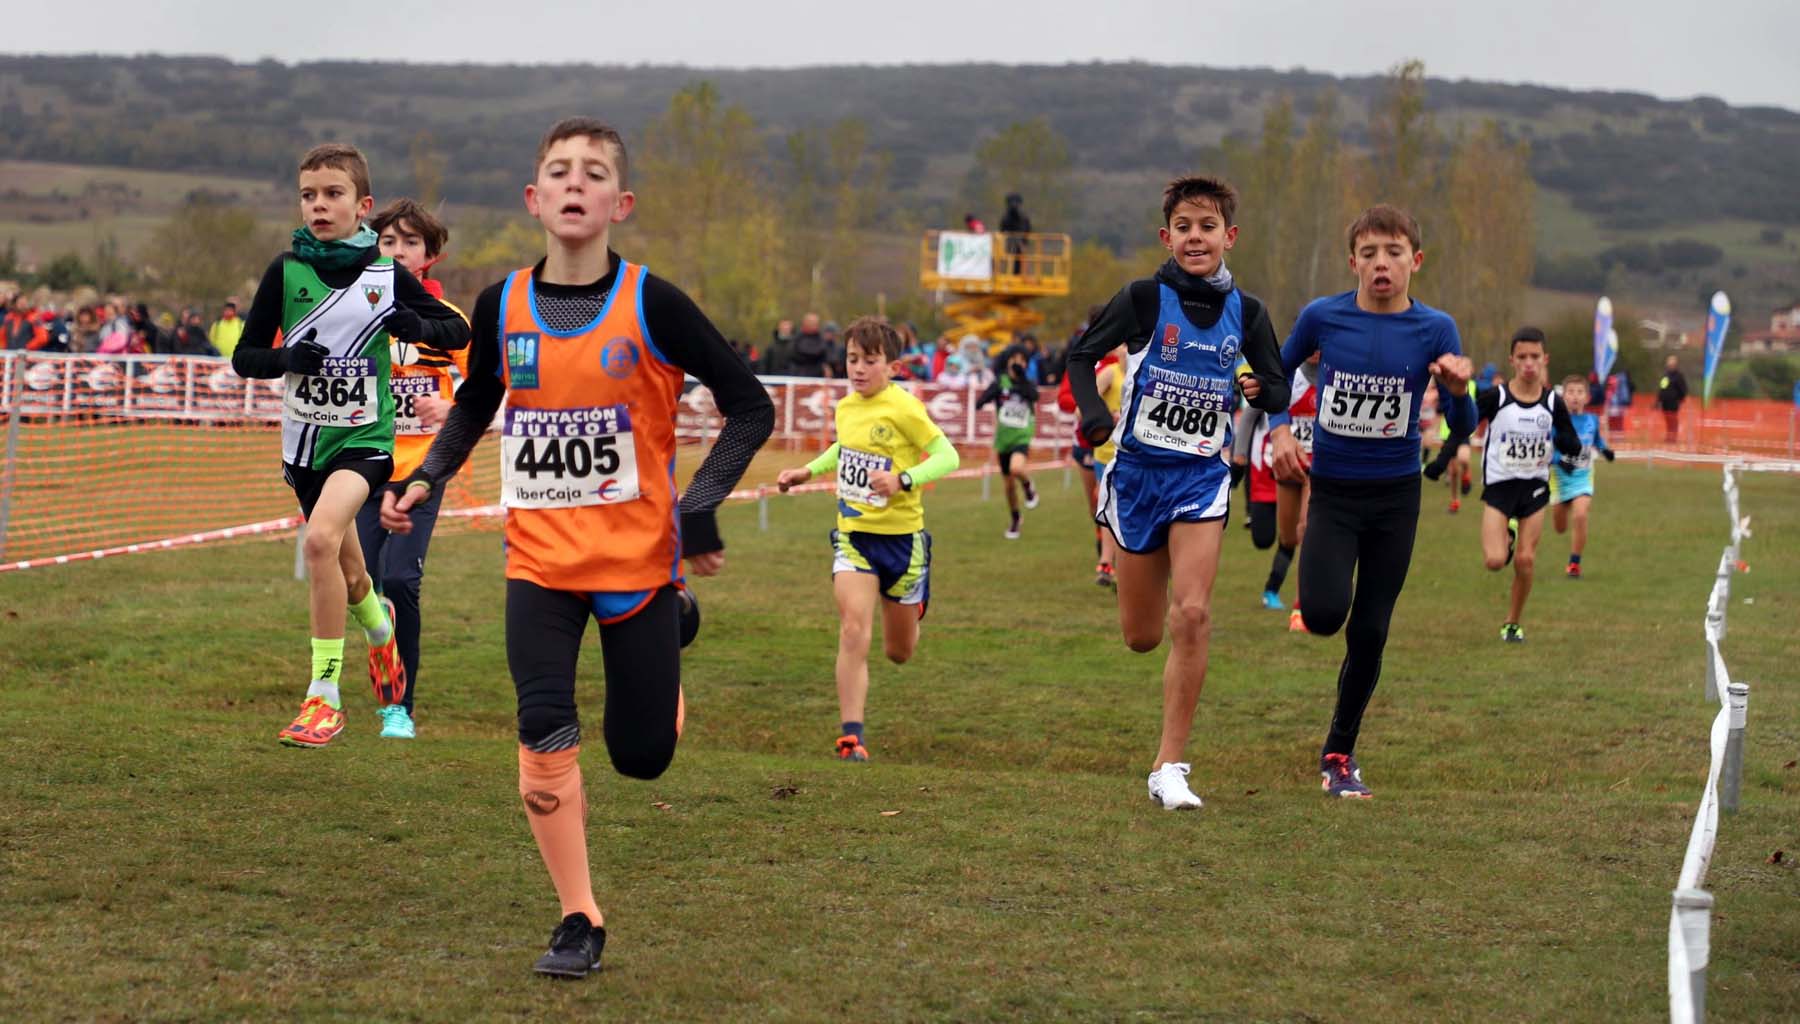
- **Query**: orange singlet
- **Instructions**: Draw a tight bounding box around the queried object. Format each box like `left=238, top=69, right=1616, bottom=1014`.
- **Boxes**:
left=497, top=262, right=686, bottom=594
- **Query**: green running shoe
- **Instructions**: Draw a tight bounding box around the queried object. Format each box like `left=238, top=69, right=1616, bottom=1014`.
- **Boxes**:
left=378, top=704, right=416, bottom=739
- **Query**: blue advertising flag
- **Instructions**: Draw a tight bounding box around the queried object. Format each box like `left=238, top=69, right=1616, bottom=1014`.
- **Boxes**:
left=1594, top=296, right=1614, bottom=380
left=1702, top=292, right=1731, bottom=408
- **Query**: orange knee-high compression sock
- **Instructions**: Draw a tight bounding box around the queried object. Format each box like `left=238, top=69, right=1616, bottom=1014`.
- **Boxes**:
left=518, top=745, right=603, bottom=928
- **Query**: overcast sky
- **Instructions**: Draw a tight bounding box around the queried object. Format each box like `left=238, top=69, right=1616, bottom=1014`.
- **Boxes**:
left=10, top=0, right=1798, bottom=110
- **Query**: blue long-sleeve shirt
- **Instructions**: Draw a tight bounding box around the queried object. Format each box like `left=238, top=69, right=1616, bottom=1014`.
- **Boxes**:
left=1270, top=291, right=1475, bottom=481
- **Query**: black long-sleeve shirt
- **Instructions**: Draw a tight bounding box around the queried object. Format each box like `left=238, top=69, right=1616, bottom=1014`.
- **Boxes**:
left=1065, top=260, right=1289, bottom=440
left=1658, top=369, right=1689, bottom=411
left=975, top=372, right=1039, bottom=408
left=1475, top=384, right=1583, bottom=458
left=231, top=248, right=469, bottom=379
left=414, top=254, right=775, bottom=556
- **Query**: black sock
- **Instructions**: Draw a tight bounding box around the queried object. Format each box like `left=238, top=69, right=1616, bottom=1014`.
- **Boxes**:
left=1265, top=544, right=1295, bottom=594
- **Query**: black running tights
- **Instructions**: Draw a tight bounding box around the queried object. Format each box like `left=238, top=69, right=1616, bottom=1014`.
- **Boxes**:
left=1298, top=474, right=1421, bottom=756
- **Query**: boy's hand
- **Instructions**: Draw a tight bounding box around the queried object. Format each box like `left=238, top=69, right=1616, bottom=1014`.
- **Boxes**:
left=1079, top=411, right=1115, bottom=447
left=283, top=339, right=328, bottom=376
left=380, top=481, right=430, bottom=533
left=1602, top=448, right=1616, bottom=462
left=776, top=467, right=812, bottom=493
left=1268, top=425, right=1308, bottom=483
left=686, top=551, right=725, bottom=577
left=383, top=306, right=424, bottom=342
left=415, top=394, right=453, bottom=429
left=1429, top=354, right=1474, bottom=390
left=868, top=470, right=902, bottom=498
left=1237, top=373, right=1261, bottom=402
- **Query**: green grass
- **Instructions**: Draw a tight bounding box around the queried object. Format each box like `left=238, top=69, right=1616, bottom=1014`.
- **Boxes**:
left=2, top=462, right=1797, bottom=1021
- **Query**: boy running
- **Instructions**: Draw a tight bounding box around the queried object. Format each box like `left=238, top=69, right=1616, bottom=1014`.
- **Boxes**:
left=1066, top=176, right=1290, bottom=811
left=1267, top=205, right=1474, bottom=799
left=231, top=143, right=470, bottom=748
left=381, top=118, right=774, bottom=977
left=776, top=318, right=960, bottom=762
left=352, top=198, right=470, bottom=738
left=1475, top=328, right=1582, bottom=641
left=975, top=343, right=1041, bottom=538
left=1551, top=374, right=1615, bottom=578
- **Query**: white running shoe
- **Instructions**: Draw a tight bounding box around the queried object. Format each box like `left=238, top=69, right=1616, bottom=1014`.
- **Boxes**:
left=1024, top=485, right=1040, bottom=510
left=1004, top=516, right=1022, bottom=540
left=1147, top=762, right=1203, bottom=810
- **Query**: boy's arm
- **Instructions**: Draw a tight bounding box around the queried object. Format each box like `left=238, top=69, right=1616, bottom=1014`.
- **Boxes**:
left=974, top=378, right=1001, bottom=408
left=411, top=283, right=507, bottom=491
left=230, top=257, right=291, bottom=379
left=391, top=267, right=471, bottom=351
left=643, top=276, right=775, bottom=556
left=1065, top=280, right=1150, bottom=441
left=1239, top=297, right=1291, bottom=413
left=805, top=443, right=841, bottom=476
left=1551, top=396, right=1583, bottom=457
left=1267, top=305, right=1322, bottom=430
left=1473, top=385, right=1500, bottom=424
left=906, top=434, right=960, bottom=485
left=1012, top=375, right=1040, bottom=404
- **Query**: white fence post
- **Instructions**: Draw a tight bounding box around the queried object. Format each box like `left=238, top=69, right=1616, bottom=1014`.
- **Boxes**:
left=1721, top=682, right=1749, bottom=814
left=1671, top=888, right=1713, bottom=1023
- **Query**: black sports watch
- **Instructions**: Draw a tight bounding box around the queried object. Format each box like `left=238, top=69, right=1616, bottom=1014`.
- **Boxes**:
left=898, top=471, right=915, bottom=492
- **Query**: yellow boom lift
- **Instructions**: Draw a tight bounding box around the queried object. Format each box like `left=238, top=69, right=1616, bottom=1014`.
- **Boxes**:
left=919, top=230, right=1071, bottom=353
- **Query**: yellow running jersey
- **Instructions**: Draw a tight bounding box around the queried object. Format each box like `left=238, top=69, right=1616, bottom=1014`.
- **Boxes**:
left=831, top=383, right=946, bottom=535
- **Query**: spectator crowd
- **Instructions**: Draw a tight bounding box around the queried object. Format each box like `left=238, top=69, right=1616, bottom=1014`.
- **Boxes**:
left=3, top=290, right=245, bottom=357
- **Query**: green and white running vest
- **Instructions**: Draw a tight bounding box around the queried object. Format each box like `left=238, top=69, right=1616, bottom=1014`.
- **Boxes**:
left=279, top=256, right=396, bottom=467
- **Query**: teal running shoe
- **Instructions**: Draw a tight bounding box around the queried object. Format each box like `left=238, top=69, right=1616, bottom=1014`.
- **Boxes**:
left=378, top=704, right=416, bottom=739
left=1260, top=590, right=1285, bottom=611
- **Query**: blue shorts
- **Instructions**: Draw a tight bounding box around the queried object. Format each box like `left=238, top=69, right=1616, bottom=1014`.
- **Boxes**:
left=1096, top=455, right=1232, bottom=554
left=831, top=529, right=931, bottom=613
left=1552, top=467, right=1594, bottom=504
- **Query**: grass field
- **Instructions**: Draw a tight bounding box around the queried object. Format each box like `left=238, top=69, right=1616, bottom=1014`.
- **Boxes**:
left=2, top=460, right=1797, bottom=1021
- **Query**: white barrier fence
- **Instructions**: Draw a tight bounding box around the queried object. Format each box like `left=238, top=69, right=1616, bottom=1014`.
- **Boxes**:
left=1666, top=458, right=1800, bottom=1023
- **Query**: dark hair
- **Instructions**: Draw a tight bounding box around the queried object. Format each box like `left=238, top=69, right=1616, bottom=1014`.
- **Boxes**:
left=1510, top=326, right=1547, bottom=352
left=843, top=316, right=903, bottom=361
left=1346, top=204, right=1421, bottom=254
left=299, top=143, right=373, bottom=199
left=1162, top=176, right=1238, bottom=226
left=370, top=198, right=449, bottom=260
left=535, top=117, right=629, bottom=186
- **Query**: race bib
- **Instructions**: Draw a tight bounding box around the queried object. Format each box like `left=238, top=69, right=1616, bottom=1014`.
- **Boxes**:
left=391, top=374, right=443, bottom=436
left=284, top=357, right=378, bottom=427
left=1291, top=415, right=1316, bottom=455
left=501, top=405, right=639, bottom=509
left=1131, top=378, right=1229, bottom=456
left=997, top=397, right=1033, bottom=430
left=1495, top=430, right=1552, bottom=476
left=1319, top=374, right=1410, bottom=439
left=1571, top=446, right=1595, bottom=471
left=837, top=447, right=893, bottom=507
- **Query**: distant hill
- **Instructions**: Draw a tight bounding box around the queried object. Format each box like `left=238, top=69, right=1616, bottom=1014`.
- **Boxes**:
left=4, top=54, right=1798, bottom=314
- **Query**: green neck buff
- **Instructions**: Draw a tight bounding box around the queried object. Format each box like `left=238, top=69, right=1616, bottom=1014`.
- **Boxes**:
left=291, top=224, right=378, bottom=271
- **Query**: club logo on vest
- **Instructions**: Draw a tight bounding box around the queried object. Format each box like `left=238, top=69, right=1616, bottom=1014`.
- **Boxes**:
left=523, top=790, right=560, bottom=815
left=506, top=332, right=541, bottom=390
left=870, top=423, right=894, bottom=444
left=1219, top=334, right=1240, bottom=370
left=1159, top=323, right=1180, bottom=363
left=599, top=337, right=639, bottom=379
left=364, top=284, right=386, bottom=309
left=294, top=286, right=314, bottom=305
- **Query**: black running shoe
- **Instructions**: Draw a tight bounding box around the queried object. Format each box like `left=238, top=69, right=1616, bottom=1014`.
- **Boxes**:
left=678, top=588, right=701, bottom=649
left=533, top=913, right=606, bottom=979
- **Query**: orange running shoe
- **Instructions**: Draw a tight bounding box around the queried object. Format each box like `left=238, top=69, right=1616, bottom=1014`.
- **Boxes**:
left=278, top=696, right=346, bottom=748
left=1448, top=498, right=1461, bottom=514
left=367, top=596, right=408, bottom=707
left=835, top=735, right=869, bottom=762
left=1288, top=608, right=1310, bottom=634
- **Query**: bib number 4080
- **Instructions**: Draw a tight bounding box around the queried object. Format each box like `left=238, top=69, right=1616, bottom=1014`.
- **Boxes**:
left=511, top=435, right=622, bottom=479
left=1144, top=400, right=1218, bottom=437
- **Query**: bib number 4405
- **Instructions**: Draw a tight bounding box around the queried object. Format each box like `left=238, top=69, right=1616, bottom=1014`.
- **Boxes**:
left=511, top=435, right=622, bottom=479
